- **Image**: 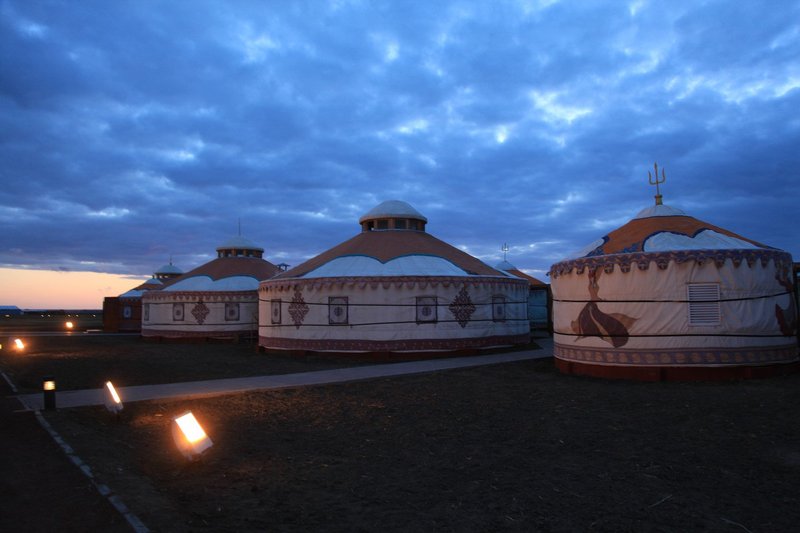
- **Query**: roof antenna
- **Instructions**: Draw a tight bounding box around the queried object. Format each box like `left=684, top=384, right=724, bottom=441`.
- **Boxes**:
left=502, top=242, right=509, bottom=262
left=648, top=162, right=665, bottom=205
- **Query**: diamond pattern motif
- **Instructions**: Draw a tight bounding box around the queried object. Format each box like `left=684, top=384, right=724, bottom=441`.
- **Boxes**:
left=192, top=301, right=210, bottom=324
left=289, top=289, right=309, bottom=329
left=449, top=286, right=476, bottom=328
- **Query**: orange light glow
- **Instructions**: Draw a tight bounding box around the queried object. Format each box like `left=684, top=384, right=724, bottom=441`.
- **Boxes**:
left=65, top=321, right=74, bottom=329
left=175, top=412, right=208, bottom=444
left=103, top=381, right=124, bottom=414
left=14, top=338, right=25, bottom=350
left=172, top=411, right=213, bottom=459
left=105, top=381, right=122, bottom=404
left=43, top=380, right=56, bottom=391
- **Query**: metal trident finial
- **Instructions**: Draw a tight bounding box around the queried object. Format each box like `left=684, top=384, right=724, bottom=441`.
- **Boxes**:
left=648, top=162, right=666, bottom=205
left=502, top=242, right=509, bottom=261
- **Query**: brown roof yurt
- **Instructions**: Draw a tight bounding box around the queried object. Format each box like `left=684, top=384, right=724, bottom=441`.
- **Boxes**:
left=549, top=172, right=798, bottom=380
left=258, top=200, right=530, bottom=357
left=142, top=236, right=279, bottom=340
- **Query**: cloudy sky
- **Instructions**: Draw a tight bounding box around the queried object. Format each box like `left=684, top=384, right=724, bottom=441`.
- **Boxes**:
left=2, top=0, right=799, bottom=305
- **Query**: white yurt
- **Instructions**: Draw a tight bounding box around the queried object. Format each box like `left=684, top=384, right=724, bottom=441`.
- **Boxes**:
left=142, top=236, right=279, bottom=340
left=258, top=201, right=530, bottom=356
left=103, top=261, right=183, bottom=333
left=549, top=182, right=798, bottom=380
left=495, top=259, right=551, bottom=332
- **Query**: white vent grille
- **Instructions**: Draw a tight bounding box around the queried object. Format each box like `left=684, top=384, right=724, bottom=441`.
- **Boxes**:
left=687, top=283, right=721, bottom=326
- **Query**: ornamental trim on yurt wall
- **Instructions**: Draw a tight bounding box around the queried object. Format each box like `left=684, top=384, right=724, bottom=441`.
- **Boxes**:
left=225, top=302, right=240, bottom=322
left=192, top=301, right=210, bottom=325
left=328, top=296, right=349, bottom=325
left=492, top=295, right=507, bottom=322
left=271, top=299, right=282, bottom=324
left=416, top=296, right=438, bottom=323
left=288, top=289, right=309, bottom=329
left=173, top=303, right=185, bottom=322
left=449, top=286, right=476, bottom=328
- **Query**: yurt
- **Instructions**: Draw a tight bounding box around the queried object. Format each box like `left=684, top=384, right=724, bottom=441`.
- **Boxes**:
left=549, top=180, right=798, bottom=381
left=142, top=236, right=279, bottom=340
left=103, top=261, right=183, bottom=333
left=495, top=259, right=551, bottom=332
left=258, top=200, right=530, bottom=357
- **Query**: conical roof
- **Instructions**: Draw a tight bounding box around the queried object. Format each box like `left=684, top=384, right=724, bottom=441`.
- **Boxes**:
left=564, top=203, right=770, bottom=260
left=495, top=260, right=547, bottom=286
left=278, top=201, right=502, bottom=279
left=162, top=236, right=278, bottom=291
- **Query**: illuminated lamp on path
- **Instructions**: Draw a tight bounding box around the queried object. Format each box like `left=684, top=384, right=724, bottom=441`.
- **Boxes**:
left=43, top=376, right=56, bottom=410
left=65, top=321, right=74, bottom=330
left=14, top=338, right=25, bottom=350
left=103, top=381, right=124, bottom=415
left=172, top=411, right=213, bottom=460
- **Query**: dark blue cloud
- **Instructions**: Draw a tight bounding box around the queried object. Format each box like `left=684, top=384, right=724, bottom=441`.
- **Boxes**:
left=1, top=0, right=798, bottom=283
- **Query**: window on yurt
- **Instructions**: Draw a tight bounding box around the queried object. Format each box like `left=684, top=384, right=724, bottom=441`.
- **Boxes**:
left=416, top=296, right=438, bottom=323
left=328, top=297, right=349, bottom=325
left=394, top=219, right=407, bottom=229
left=144, top=304, right=150, bottom=321
left=687, top=283, right=721, bottom=326
left=270, top=299, right=281, bottom=324
left=173, top=303, right=185, bottom=322
left=225, top=303, right=240, bottom=321
left=492, top=295, right=507, bottom=322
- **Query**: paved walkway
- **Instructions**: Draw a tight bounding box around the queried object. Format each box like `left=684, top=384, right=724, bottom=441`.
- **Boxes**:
left=17, top=338, right=553, bottom=411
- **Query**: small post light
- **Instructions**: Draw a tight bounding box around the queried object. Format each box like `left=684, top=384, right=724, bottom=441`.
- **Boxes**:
left=65, top=321, right=74, bottom=330
left=172, top=411, right=213, bottom=460
left=103, top=381, right=124, bottom=415
left=14, top=338, right=25, bottom=350
left=43, top=376, right=56, bottom=411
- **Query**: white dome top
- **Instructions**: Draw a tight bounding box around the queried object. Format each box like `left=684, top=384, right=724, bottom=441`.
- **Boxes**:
left=155, top=263, right=183, bottom=275
left=633, top=204, right=686, bottom=219
left=359, top=200, right=428, bottom=223
left=216, top=235, right=264, bottom=252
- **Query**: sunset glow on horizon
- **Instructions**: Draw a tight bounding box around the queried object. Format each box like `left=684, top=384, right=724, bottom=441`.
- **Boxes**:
left=0, top=268, right=142, bottom=309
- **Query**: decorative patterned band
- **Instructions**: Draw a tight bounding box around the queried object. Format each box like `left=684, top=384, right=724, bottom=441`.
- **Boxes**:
left=259, top=275, right=529, bottom=292
left=259, top=333, right=531, bottom=352
left=143, top=291, right=258, bottom=302
left=554, top=342, right=798, bottom=366
left=549, top=249, right=793, bottom=278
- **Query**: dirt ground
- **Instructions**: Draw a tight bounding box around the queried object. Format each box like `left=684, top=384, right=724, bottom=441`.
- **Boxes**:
left=2, top=334, right=800, bottom=532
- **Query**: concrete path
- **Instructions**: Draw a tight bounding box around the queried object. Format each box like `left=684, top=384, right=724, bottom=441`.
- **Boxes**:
left=17, top=337, right=553, bottom=411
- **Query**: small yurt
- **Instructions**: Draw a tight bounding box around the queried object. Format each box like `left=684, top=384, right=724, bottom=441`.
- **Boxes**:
left=258, top=200, right=530, bottom=357
left=142, top=236, right=279, bottom=340
left=103, top=261, right=183, bottom=333
left=549, top=179, right=798, bottom=380
left=495, top=259, right=551, bottom=333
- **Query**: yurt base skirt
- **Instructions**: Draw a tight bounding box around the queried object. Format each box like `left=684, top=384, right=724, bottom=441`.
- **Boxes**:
left=259, top=333, right=532, bottom=360
left=554, top=342, right=800, bottom=381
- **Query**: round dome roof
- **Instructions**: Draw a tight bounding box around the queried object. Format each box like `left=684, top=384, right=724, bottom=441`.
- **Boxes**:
left=359, top=200, right=428, bottom=224
left=216, top=235, right=264, bottom=253
left=155, top=263, right=183, bottom=275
